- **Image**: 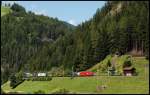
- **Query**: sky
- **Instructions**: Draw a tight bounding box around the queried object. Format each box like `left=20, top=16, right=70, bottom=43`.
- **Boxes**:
left=2, top=1, right=106, bottom=26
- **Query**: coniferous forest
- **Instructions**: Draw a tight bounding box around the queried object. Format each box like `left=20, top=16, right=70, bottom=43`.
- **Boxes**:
left=1, top=1, right=149, bottom=85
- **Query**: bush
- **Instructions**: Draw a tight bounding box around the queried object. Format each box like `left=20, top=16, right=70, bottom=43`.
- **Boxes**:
left=34, top=90, right=45, bottom=94
left=10, top=80, right=24, bottom=89
left=16, top=71, right=23, bottom=81
left=145, top=54, right=149, bottom=60
left=51, top=88, right=75, bottom=94
left=10, top=74, right=17, bottom=88
left=7, top=92, right=20, bottom=94
left=9, top=73, right=25, bottom=89
left=107, top=60, right=111, bottom=67
left=26, top=79, right=29, bottom=81
left=123, top=60, right=132, bottom=68
left=132, top=67, right=138, bottom=76
left=31, top=76, right=52, bottom=81
left=1, top=89, right=5, bottom=94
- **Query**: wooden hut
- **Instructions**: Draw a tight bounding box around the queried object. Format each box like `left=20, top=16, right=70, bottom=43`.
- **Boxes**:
left=123, top=67, right=136, bottom=76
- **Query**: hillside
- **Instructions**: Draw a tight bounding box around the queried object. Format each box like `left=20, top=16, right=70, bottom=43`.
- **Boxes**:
left=87, top=55, right=133, bottom=74
left=1, top=6, right=12, bottom=16
left=1, top=1, right=149, bottom=90
left=72, top=1, right=149, bottom=72
left=1, top=4, right=75, bottom=84
left=2, top=57, right=149, bottom=94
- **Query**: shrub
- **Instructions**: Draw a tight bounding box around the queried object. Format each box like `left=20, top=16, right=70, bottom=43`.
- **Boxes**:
left=9, top=74, right=24, bottom=89
left=145, top=54, right=149, bottom=60
left=10, top=74, right=17, bottom=88
left=16, top=71, right=24, bottom=81
left=9, top=72, right=25, bottom=88
left=31, top=76, right=52, bottom=81
left=7, top=92, right=20, bottom=94
left=26, top=78, right=30, bottom=81
left=1, top=89, right=5, bottom=94
left=107, top=60, right=111, bottom=67
left=132, top=67, right=138, bottom=76
left=34, top=90, right=45, bottom=94
left=51, top=88, right=75, bottom=94
left=123, top=60, right=132, bottom=68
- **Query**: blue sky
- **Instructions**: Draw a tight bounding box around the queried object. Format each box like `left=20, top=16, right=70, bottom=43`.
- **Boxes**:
left=2, top=1, right=106, bottom=26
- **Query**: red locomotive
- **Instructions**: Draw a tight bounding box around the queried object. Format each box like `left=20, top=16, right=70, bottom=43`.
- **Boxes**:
left=77, top=71, right=95, bottom=76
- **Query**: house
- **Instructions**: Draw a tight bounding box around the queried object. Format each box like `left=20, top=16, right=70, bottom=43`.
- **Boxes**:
left=123, top=67, right=136, bottom=76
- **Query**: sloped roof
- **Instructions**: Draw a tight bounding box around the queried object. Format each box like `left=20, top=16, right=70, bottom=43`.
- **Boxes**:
left=123, top=66, right=134, bottom=70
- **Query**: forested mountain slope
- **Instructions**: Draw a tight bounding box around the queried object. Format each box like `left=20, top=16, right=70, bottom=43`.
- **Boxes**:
left=1, top=1, right=149, bottom=85
left=1, top=3, right=75, bottom=84
left=71, top=1, right=149, bottom=71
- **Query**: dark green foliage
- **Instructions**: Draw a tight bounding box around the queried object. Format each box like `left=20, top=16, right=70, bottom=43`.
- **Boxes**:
left=1, top=3, right=74, bottom=83
left=9, top=74, right=15, bottom=87
left=123, top=60, right=132, bottom=68
left=16, top=71, right=24, bottom=81
left=9, top=73, right=24, bottom=89
left=51, top=88, right=74, bottom=94
left=132, top=67, right=137, bottom=76
left=10, top=74, right=17, bottom=88
left=31, top=76, right=52, bottom=81
left=34, top=90, right=45, bottom=94
left=107, top=60, right=111, bottom=67
left=11, top=3, right=26, bottom=13
left=146, top=55, right=149, bottom=60
left=7, top=92, right=21, bottom=94
left=1, top=89, right=5, bottom=94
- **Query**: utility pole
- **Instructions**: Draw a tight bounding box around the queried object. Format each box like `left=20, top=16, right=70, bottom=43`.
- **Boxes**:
left=63, top=65, right=64, bottom=78
left=97, top=68, right=99, bottom=87
left=141, top=40, right=143, bottom=56
left=71, top=65, right=74, bottom=79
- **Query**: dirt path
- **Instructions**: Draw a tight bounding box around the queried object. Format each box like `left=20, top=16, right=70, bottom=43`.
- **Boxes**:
left=111, top=55, right=118, bottom=67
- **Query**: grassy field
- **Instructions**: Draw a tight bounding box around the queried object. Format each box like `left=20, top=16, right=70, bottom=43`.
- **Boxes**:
left=1, top=6, right=12, bottom=16
left=1, top=57, right=149, bottom=94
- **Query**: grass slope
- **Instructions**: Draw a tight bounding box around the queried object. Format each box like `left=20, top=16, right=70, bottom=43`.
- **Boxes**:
left=86, top=55, right=113, bottom=72
left=2, top=57, right=149, bottom=94
left=87, top=55, right=131, bottom=75
left=1, top=6, right=12, bottom=16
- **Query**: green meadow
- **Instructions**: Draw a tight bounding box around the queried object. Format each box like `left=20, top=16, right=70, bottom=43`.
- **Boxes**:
left=1, top=6, right=12, bottom=16
left=2, top=57, right=149, bottom=94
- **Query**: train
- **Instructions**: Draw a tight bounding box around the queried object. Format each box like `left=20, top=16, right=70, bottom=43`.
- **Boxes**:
left=74, top=71, right=95, bottom=77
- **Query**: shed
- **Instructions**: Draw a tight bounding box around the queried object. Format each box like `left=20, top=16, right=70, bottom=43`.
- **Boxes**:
left=123, top=67, right=136, bottom=76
